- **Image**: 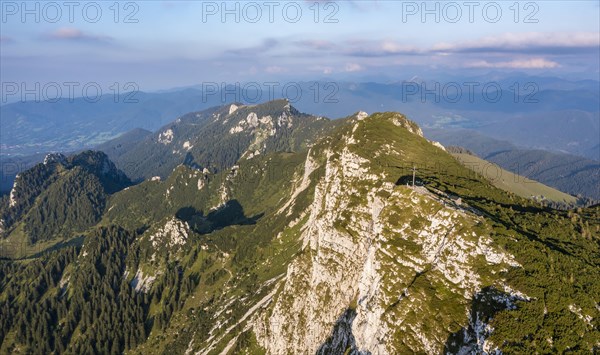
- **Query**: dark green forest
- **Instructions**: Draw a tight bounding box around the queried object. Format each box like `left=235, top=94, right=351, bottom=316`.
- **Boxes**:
left=0, top=105, right=598, bottom=354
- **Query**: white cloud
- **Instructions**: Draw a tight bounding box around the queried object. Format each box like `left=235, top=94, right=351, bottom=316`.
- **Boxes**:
left=381, top=41, right=421, bottom=54
left=432, top=32, right=599, bottom=52
left=307, top=65, right=334, bottom=74
left=345, top=63, right=363, bottom=72
left=341, top=32, right=598, bottom=58
left=296, top=39, right=335, bottom=50
left=45, top=27, right=112, bottom=42
left=467, top=58, right=561, bottom=69
left=265, top=66, right=287, bottom=74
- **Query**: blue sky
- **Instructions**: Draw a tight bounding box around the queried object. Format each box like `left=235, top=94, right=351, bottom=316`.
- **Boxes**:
left=1, top=1, right=599, bottom=91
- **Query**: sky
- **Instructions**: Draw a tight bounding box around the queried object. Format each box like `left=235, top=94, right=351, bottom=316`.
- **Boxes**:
left=1, top=0, right=599, bottom=93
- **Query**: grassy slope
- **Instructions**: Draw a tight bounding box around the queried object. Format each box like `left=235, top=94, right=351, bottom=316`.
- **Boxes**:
left=427, top=128, right=600, bottom=200
left=452, top=153, right=577, bottom=204
left=326, top=113, right=600, bottom=352
left=1, top=110, right=598, bottom=354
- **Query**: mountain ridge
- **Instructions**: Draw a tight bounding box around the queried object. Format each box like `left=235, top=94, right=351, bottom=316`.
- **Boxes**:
left=104, top=99, right=340, bottom=182
left=0, top=102, right=598, bottom=354
left=0, top=150, right=130, bottom=246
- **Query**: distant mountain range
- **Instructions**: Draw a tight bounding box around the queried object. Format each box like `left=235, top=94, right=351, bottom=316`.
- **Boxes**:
left=449, top=150, right=578, bottom=206
left=2, top=98, right=598, bottom=203
left=1, top=100, right=598, bottom=353
left=0, top=89, right=215, bottom=155
left=2, top=75, right=598, bottom=160
left=428, top=129, right=600, bottom=201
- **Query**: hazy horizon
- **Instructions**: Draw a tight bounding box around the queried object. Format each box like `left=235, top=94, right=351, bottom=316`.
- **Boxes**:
left=2, top=1, right=599, bottom=94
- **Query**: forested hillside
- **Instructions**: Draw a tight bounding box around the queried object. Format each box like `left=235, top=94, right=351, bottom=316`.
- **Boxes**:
left=0, top=102, right=598, bottom=354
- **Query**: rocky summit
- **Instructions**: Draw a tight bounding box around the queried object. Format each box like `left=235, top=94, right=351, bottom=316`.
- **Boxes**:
left=0, top=101, right=598, bottom=354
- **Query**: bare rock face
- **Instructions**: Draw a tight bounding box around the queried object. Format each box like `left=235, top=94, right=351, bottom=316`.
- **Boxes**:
left=136, top=110, right=537, bottom=355
left=251, top=113, right=523, bottom=354
left=158, top=129, right=174, bottom=145
left=43, top=153, right=67, bottom=165
left=387, top=112, right=423, bottom=137
left=149, top=217, right=190, bottom=249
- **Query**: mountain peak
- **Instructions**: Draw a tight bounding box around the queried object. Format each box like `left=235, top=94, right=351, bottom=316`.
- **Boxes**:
left=67, top=151, right=130, bottom=193
left=0, top=150, right=130, bottom=241
left=371, top=112, right=423, bottom=137
left=228, top=103, right=241, bottom=115
left=43, top=153, right=67, bottom=165
left=245, top=98, right=296, bottom=115
left=1, top=99, right=599, bottom=355
left=106, top=100, right=328, bottom=181
left=355, top=111, right=369, bottom=120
